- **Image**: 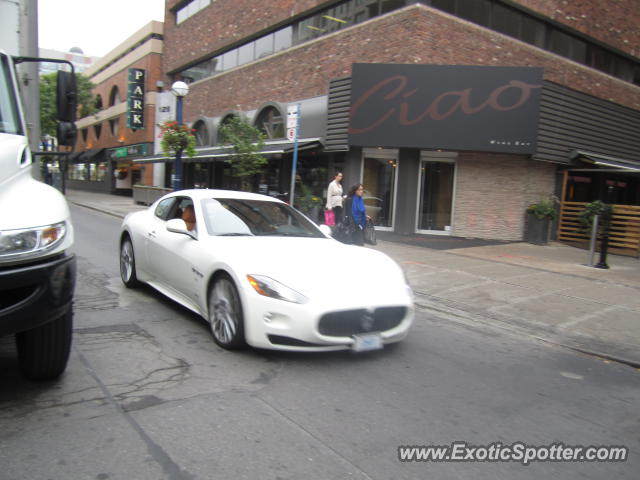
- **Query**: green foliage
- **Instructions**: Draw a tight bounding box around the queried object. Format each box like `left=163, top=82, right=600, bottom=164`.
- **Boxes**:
left=218, top=116, right=267, bottom=180
left=39, top=72, right=97, bottom=137
left=296, top=182, right=322, bottom=213
left=159, top=120, right=196, bottom=158
left=526, top=195, right=558, bottom=220
left=578, top=200, right=612, bottom=233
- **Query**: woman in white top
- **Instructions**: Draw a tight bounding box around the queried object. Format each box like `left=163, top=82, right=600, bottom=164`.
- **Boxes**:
left=326, top=171, right=344, bottom=221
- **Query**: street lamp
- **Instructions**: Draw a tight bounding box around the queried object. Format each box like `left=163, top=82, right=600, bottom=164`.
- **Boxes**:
left=171, top=81, right=189, bottom=191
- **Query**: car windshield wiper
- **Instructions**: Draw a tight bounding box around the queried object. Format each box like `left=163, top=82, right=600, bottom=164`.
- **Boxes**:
left=216, top=232, right=254, bottom=236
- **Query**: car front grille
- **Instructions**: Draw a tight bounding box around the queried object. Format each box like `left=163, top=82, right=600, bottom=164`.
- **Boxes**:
left=318, top=306, right=407, bottom=337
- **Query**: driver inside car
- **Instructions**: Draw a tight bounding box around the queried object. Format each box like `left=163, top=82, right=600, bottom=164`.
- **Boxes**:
left=181, top=204, right=197, bottom=232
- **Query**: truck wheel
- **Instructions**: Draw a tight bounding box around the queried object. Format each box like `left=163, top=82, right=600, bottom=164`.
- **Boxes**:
left=120, top=236, right=140, bottom=288
left=16, top=307, right=73, bottom=380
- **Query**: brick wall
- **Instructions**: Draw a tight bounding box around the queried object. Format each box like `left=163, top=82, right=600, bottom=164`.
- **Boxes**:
left=163, top=0, right=327, bottom=74
left=179, top=5, right=640, bottom=124
left=453, top=153, right=557, bottom=240
left=514, top=0, right=639, bottom=57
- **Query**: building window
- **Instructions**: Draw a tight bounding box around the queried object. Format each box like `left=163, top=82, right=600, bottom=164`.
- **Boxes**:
left=95, top=94, right=103, bottom=110
left=362, top=148, right=398, bottom=229
left=254, top=106, right=284, bottom=139
left=109, top=86, right=120, bottom=106
left=109, top=118, right=119, bottom=137
left=94, top=123, right=102, bottom=139
left=81, top=128, right=88, bottom=143
left=192, top=119, right=210, bottom=146
left=176, top=0, right=212, bottom=24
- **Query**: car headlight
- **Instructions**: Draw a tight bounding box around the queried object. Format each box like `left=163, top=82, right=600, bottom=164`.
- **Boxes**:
left=247, top=274, right=308, bottom=304
left=0, top=222, right=67, bottom=258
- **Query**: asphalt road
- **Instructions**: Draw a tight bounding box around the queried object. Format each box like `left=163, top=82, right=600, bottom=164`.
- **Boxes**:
left=0, top=205, right=638, bottom=480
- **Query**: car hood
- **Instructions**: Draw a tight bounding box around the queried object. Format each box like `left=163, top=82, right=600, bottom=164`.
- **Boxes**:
left=206, top=237, right=410, bottom=305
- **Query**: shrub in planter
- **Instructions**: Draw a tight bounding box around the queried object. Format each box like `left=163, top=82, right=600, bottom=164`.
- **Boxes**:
left=525, top=196, right=558, bottom=245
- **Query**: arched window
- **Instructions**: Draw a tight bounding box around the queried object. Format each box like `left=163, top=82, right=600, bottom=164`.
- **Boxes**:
left=81, top=128, right=88, bottom=143
left=95, top=94, right=103, bottom=110
left=192, top=119, right=209, bottom=146
left=254, top=106, right=284, bottom=139
left=94, top=123, right=102, bottom=139
left=109, top=118, right=119, bottom=137
left=217, top=114, right=239, bottom=144
left=109, top=86, right=120, bottom=107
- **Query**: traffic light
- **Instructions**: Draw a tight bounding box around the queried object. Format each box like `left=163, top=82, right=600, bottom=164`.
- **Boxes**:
left=56, top=71, right=76, bottom=122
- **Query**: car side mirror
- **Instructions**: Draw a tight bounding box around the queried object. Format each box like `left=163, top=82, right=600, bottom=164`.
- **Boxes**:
left=166, top=218, right=195, bottom=238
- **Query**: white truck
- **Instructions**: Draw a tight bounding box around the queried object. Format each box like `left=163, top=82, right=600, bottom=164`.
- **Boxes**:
left=0, top=49, right=77, bottom=379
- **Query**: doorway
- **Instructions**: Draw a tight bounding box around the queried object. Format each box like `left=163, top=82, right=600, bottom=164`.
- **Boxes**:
left=416, top=151, right=456, bottom=234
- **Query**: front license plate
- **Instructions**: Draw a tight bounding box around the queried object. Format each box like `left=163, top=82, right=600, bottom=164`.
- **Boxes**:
left=352, top=333, right=383, bottom=352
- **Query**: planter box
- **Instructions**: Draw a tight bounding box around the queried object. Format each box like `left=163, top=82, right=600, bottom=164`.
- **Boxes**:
left=525, top=213, right=551, bottom=245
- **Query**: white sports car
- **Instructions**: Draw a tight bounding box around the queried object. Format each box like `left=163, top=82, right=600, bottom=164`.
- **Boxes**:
left=119, top=189, right=414, bottom=352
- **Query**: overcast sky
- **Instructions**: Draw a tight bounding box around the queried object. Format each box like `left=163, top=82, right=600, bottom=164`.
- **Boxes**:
left=38, top=0, right=166, bottom=57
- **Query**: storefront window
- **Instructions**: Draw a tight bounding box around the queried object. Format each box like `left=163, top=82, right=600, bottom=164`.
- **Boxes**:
left=362, top=148, right=397, bottom=228
left=418, top=152, right=456, bottom=232
left=97, top=162, right=107, bottom=182
left=89, top=163, right=97, bottom=181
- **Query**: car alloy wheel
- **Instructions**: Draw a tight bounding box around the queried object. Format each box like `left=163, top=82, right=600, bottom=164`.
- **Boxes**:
left=208, top=276, right=246, bottom=349
left=120, top=237, right=139, bottom=288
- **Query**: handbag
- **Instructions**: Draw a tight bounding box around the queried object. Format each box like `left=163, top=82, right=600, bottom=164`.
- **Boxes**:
left=364, top=219, right=377, bottom=245
left=335, top=215, right=355, bottom=243
left=324, top=209, right=335, bottom=226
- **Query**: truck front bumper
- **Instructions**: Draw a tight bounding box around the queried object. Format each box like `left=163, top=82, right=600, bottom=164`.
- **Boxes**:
left=0, top=254, right=76, bottom=336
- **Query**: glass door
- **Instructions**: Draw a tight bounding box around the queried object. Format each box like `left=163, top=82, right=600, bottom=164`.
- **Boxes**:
left=362, top=148, right=398, bottom=229
left=417, top=152, right=456, bottom=234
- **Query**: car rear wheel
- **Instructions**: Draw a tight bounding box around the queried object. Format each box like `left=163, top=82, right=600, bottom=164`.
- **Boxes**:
left=16, top=306, right=73, bottom=380
left=208, top=275, right=246, bottom=349
left=120, top=236, right=140, bottom=288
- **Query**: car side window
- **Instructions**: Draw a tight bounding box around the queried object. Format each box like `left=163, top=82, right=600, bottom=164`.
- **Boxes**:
left=154, top=198, right=176, bottom=220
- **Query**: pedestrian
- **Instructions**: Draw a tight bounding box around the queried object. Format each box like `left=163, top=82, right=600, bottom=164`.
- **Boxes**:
left=344, top=183, right=368, bottom=246
left=326, top=171, right=344, bottom=224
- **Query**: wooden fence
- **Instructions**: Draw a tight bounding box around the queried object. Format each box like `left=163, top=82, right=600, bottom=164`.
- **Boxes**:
left=557, top=202, right=640, bottom=257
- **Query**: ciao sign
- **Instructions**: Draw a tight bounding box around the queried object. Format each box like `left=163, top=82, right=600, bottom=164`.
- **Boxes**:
left=127, top=68, right=145, bottom=129
left=349, top=64, right=543, bottom=153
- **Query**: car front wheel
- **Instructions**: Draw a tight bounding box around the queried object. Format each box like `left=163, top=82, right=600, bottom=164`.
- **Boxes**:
left=208, top=275, right=246, bottom=349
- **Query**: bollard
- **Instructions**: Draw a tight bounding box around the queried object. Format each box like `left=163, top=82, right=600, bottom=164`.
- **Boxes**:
left=588, top=214, right=599, bottom=267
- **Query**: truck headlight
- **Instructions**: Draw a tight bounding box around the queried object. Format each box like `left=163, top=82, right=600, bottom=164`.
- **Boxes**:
left=0, top=222, right=67, bottom=257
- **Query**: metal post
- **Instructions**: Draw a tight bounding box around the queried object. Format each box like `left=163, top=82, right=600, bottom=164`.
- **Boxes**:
left=289, top=104, right=300, bottom=206
left=588, top=214, right=599, bottom=267
left=174, top=96, right=183, bottom=191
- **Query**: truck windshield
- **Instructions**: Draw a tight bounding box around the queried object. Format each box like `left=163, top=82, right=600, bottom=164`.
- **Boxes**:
left=0, top=54, right=22, bottom=135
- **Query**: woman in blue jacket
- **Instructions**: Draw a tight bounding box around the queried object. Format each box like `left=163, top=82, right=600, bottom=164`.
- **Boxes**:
left=344, top=183, right=368, bottom=245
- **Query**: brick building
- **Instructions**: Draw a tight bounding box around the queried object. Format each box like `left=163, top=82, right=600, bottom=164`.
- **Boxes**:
left=143, top=0, right=639, bottom=241
left=69, top=21, right=164, bottom=195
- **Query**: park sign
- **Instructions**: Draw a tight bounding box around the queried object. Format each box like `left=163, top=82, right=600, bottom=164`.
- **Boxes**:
left=349, top=64, right=543, bottom=154
left=127, top=68, right=145, bottom=129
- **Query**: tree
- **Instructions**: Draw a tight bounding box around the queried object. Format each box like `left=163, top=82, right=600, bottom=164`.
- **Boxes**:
left=39, top=72, right=97, bottom=137
left=218, top=115, right=267, bottom=189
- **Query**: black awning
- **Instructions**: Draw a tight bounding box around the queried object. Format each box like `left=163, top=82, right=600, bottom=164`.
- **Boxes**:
left=67, top=152, right=83, bottom=162
left=78, top=148, right=106, bottom=162
left=132, top=138, right=324, bottom=164
left=569, top=150, right=640, bottom=172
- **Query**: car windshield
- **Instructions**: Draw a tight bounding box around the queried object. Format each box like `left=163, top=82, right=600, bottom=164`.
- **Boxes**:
left=0, top=54, right=22, bottom=135
left=201, top=198, right=325, bottom=238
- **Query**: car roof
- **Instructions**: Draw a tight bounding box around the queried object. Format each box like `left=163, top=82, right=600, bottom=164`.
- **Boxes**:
left=162, top=189, right=284, bottom=203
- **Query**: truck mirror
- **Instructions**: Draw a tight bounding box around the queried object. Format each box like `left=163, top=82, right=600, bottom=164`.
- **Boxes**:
left=57, top=122, right=77, bottom=146
left=56, top=71, right=77, bottom=122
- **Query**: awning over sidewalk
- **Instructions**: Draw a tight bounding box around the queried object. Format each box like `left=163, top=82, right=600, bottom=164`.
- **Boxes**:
left=132, top=138, right=324, bottom=164
left=569, top=150, right=640, bottom=172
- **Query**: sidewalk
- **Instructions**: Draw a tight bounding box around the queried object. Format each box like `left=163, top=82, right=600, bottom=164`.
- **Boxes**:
left=65, top=189, right=640, bottom=367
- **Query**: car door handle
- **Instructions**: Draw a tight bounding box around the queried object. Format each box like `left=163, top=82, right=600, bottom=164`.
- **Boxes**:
left=147, top=231, right=156, bottom=238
